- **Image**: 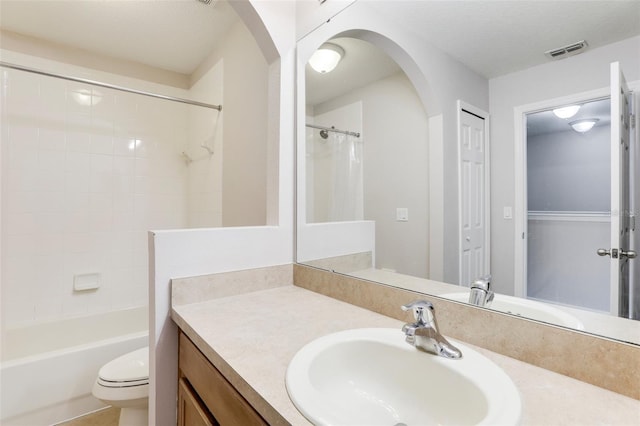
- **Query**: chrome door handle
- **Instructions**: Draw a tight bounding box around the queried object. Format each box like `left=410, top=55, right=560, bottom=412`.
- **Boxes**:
left=621, top=249, right=637, bottom=259
left=597, top=248, right=619, bottom=258
left=598, top=248, right=636, bottom=259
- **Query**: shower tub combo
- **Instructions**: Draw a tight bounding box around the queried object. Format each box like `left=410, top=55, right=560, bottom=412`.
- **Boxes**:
left=0, top=61, right=217, bottom=425
left=0, top=307, right=148, bottom=425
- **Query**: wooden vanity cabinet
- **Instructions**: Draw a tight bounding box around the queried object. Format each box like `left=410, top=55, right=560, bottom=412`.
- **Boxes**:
left=178, top=378, right=217, bottom=426
left=178, top=332, right=268, bottom=426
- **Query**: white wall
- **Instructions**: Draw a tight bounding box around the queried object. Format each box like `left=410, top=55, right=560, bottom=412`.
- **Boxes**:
left=296, top=220, right=375, bottom=263
left=528, top=216, right=610, bottom=312
left=344, top=73, right=428, bottom=277
left=528, top=126, right=611, bottom=212
left=295, top=0, right=357, bottom=40
left=187, top=19, right=270, bottom=227
left=148, top=1, right=296, bottom=424
left=216, top=21, right=270, bottom=226
left=186, top=61, right=224, bottom=228
left=489, top=35, right=640, bottom=296
left=309, top=72, right=429, bottom=277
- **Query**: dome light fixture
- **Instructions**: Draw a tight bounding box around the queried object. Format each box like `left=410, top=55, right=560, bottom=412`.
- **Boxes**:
left=552, top=105, right=580, bottom=119
left=570, top=118, right=599, bottom=133
left=308, top=43, right=344, bottom=74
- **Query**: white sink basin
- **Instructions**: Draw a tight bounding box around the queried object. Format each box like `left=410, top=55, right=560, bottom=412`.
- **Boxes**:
left=286, top=328, right=521, bottom=426
left=442, top=293, right=584, bottom=330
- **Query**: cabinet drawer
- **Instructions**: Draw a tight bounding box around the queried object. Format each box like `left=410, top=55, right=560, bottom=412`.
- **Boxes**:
left=179, top=332, right=267, bottom=426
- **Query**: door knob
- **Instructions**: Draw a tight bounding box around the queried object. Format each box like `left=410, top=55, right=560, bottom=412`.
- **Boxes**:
left=598, top=248, right=635, bottom=259
left=621, top=249, right=637, bottom=259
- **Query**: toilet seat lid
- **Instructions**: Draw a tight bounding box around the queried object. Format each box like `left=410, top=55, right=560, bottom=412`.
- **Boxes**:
left=99, top=347, right=149, bottom=383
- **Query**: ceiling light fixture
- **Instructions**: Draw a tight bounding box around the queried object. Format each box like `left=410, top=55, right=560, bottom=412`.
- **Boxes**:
left=570, top=118, right=599, bottom=133
left=553, top=105, right=580, bottom=119
left=308, top=43, right=344, bottom=74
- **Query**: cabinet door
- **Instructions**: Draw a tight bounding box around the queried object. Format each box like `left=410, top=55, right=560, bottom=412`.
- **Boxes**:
left=179, top=333, right=268, bottom=426
left=178, top=378, right=218, bottom=426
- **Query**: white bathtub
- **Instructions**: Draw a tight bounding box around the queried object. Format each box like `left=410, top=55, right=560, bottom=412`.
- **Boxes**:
left=1, top=307, right=148, bottom=426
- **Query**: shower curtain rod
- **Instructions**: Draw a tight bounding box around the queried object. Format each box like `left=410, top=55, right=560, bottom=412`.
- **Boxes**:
left=306, top=123, right=361, bottom=138
left=0, top=61, right=222, bottom=111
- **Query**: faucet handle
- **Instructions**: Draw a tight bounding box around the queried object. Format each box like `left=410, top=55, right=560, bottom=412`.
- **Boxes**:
left=401, top=300, right=434, bottom=325
left=471, top=274, right=492, bottom=290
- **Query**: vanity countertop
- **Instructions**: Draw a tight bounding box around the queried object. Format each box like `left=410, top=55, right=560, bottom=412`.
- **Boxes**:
left=171, top=284, right=640, bottom=425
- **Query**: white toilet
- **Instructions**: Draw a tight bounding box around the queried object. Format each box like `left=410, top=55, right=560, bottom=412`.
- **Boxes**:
left=92, top=347, right=149, bottom=426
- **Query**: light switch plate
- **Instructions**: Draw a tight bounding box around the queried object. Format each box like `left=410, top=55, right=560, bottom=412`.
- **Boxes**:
left=396, top=208, right=409, bottom=222
left=503, top=206, right=513, bottom=220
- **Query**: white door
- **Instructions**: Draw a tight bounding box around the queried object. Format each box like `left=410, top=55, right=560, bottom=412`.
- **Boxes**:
left=605, top=61, right=636, bottom=317
left=459, top=105, right=489, bottom=286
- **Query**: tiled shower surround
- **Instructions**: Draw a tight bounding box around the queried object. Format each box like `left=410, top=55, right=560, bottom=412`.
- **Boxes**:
left=1, top=64, right=220, bottom=327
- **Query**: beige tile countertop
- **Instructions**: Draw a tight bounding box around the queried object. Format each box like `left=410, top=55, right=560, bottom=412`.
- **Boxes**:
left=171, top=283, right=640, bottom=426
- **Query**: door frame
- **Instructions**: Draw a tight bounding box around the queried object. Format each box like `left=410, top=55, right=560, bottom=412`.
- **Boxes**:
left=457, top=100, right=490, bottom=286
left=513, top=83, right=639, bottom=300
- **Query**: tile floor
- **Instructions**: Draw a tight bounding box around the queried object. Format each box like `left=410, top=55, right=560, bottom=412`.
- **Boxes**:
left=56, top=407, right=119, bottom=426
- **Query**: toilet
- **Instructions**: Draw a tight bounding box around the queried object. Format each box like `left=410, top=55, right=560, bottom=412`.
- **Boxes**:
left=92, top=347, right=149, bottom=426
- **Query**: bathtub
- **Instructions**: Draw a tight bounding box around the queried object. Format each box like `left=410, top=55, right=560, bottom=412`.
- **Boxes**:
left=1, top=307, right=148, bottom=425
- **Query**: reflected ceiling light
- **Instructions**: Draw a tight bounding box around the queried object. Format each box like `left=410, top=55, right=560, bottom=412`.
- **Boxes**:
left=570, top=118, right=599, bottom=133
left=308, top=43, right=344, bottom=74
left=553, top=105, right=580, bottom=119
left=128, top=138, right=142, bottom=151
left=72, top=88, right=102, bottom=106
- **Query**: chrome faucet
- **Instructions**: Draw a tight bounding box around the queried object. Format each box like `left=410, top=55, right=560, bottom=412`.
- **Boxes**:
left=401, top=300, right=462, bottom=359
left=469, top=275, right=494, bottom=307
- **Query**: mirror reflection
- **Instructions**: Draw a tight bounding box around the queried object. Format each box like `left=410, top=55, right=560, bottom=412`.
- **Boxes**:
left=526, top=97, right=611, bottom=313
left=305, top=37, right=431, bottom=277
left=296, top=0, right=640, bottom=346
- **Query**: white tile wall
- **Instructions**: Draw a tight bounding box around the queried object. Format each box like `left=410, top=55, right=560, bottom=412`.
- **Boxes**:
left=0, top=65, right=207, bottom=327
left=186, top=61, right=224, bottom=228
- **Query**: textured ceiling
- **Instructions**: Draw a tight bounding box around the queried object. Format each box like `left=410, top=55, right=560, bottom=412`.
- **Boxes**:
left=306, top=37, right=401, bottom=106
left=366, top=0, right=640, bottom=79
left=527, top=98, right=611, bottom=137
left=0, top=0, right=240, bottom=75
left=0, top=0, right=638, bottom=80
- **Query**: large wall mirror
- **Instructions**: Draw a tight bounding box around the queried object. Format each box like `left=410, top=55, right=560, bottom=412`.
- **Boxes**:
left=296, top=1, right=640, bottom=346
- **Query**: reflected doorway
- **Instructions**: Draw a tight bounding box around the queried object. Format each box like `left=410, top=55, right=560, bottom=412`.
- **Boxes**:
left=525, top=98, right=612, bottom=313
left=515, top=64, right=639, bottom=320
